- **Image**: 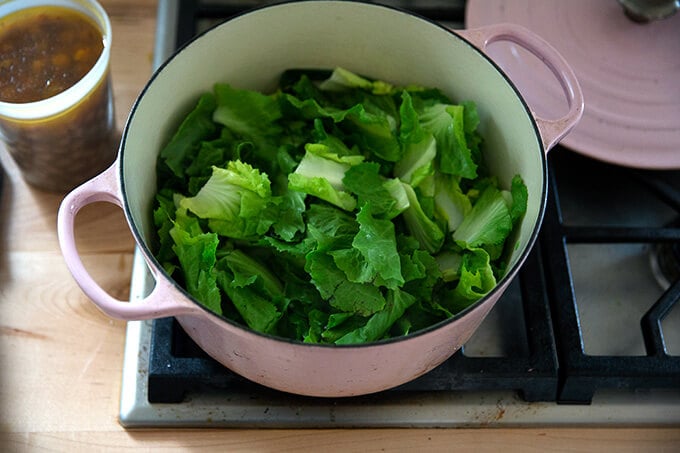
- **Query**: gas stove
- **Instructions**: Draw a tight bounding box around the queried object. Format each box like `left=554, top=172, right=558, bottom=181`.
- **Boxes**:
left=118, top=0, right=680, bottom=427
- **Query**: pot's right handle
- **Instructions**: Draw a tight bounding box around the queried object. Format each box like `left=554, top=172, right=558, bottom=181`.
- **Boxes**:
left=457, top=23, right=584, bottom=152
left=57, top=163, right=197, bottom=321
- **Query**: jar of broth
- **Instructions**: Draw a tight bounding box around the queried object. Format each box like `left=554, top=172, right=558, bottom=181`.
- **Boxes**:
left=0, top=0, right=116, bottom=193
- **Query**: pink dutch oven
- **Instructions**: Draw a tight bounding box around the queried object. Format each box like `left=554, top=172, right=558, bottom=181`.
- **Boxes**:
left=58, top=1, right=583, bottom=397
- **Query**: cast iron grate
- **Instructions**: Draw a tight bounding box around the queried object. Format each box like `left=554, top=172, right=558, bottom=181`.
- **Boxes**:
left=542, top=151, right=680, bottom=403
left=173, top=0, right=467, bottom=49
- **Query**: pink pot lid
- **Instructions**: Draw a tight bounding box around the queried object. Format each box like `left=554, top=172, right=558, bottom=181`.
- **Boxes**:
left=466, top=0, right=680, bottom=169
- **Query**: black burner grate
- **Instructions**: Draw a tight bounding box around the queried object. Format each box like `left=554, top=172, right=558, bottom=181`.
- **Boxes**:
left=542, top=152, right=680, bottom=403
left=146, top=0, right=680, bottom=406
left=173, top=0, right=467, bottom=49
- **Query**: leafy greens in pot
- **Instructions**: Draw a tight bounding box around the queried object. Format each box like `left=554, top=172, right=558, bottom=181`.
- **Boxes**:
left=152, top=67, right=528, bottom=344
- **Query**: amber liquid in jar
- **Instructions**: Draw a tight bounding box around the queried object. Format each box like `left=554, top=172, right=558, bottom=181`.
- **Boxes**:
left=0, top=6, right=116, bottom=192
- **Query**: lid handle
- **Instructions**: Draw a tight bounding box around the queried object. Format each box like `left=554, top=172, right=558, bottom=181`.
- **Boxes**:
left=457, top=23, right=584, bottom=152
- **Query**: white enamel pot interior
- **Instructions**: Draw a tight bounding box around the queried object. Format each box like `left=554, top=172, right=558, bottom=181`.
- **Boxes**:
left=58, top=1, right=583, bottom=397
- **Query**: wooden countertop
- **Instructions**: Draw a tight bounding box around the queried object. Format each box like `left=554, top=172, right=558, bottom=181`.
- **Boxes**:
left=0, top=1, right=678, bottom=451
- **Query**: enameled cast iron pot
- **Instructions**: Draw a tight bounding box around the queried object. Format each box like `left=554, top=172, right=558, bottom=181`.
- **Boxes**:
left=58, top=1, right=583, bottom=397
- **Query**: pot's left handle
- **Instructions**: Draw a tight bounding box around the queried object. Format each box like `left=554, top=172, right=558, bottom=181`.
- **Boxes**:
left=457, top=23, right=584, bottom=152
left=57, top=164, right=196, bottom=320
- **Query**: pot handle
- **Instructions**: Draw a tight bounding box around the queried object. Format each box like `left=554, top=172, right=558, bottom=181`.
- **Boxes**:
left=457, top=23, right=584, bottom=152
left=57, top=163, right=197, bottom=320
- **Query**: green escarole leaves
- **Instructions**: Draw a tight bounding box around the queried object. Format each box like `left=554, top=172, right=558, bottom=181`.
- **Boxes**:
left=153, top=67, right=528, bottom=344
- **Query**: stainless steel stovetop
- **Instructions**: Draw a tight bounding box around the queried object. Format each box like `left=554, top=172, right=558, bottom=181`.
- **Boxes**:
left=118, top=0, right=680, bottom=428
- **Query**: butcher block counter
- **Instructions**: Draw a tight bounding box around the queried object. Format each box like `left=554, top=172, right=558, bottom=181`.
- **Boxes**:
left=0, top=0, right=679, bottom=451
